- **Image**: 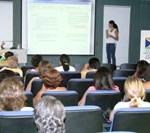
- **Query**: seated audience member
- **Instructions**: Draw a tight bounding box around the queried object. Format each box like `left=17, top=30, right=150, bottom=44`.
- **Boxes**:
left=81, top=57, right=100, bottom=78
left=109, top=76, right=150, bottom=121
left=79, top=67, right=119, bottom=106
left=142, top=65, right=150, bottom=89
left=55, top=54, right=75, bottom=72
left=0, top=77, right=33, bottom=111
left=26, top=60, right=52, bottom=91
left=34, top=96, right=66, bottom=133
left=0, top=70, right=16, bottom=83
left=0, top=56, right=23, bottom=77
left=27, top=54, right=43, bottom=73
left=133, top=60, right=149, bottom=78
left=33, top=67, right=66, bottom=106
left=0, top=51, right=14, bottom=66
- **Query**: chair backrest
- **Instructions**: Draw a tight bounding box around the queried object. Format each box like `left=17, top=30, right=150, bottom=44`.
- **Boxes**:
left=102, top=63, right=117, bottom=75
left=25, top=71, right=39, bottom=88
left=67, top=79, right=94, bottom=100
left=85, top=71, right=96, bottom=79
left=60, top=72, right=81, bottom=87
left=113, top=69, right=135, bottom=77
left=0, top=111, right=37, bottom=133
left=110, top=108, right=150, bottom=133
left=113, top=77, right=127, bottom=98
left=65, top=106, right=103, bottom=133
left=85, top=90, right=121, bottom=111
left=42, top=91, right=79, bottom=106
left=145, top=89, right=150, bottom=102
left=31, top=78, right=43, bottom=97
left=21, top=66, right=35, bottom=77
left=24, top=91, right=33, bottom=107
left=120, top=63, right=137, bottom=70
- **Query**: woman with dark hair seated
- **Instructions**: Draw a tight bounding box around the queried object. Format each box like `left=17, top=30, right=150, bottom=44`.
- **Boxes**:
left=81, top=57, right=100, bottom=78
left=33, top=67, right=67, bottom=106
left=55, top=54, right=75, bottom=72
left=79, top=67, right=119, bottom=105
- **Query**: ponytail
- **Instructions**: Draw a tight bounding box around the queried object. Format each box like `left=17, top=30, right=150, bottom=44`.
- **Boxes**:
left=129, top=97, right=141, bottom=107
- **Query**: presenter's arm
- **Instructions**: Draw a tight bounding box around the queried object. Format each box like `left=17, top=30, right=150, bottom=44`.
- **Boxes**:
left=106, top=29, right=109, bottom=38
left=108, top=30, right=119, bottom=41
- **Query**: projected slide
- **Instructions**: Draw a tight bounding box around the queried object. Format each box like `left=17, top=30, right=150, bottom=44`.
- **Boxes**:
left=22, top=0, right=95, bottom=55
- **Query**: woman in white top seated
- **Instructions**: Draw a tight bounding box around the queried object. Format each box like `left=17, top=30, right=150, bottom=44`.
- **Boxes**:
left=0, top=77, right=33, bottom=111
left=109, top=76, right=150, bottom=121
left=55, top=54, right=75, bottom=72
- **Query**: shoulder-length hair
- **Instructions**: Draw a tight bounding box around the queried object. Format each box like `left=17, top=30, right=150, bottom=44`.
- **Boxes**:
left=0, top=77, right=26, bottom=111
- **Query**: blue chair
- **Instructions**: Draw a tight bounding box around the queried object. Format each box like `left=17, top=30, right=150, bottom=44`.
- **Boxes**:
left=24, top=91, right=33, bottom=107
left=42, top=91, right=79, bottom=106
left=65, top=106, right=103, bottom=133
left=21, top=65, right=35, bottom=77
left=85, top=90, right=121, bottom=111
left=85, top=71, right=96, bottom=79
left=113, top=69, right=135, bottom=78
left=120, top=63, right=137, bottom=70
left=60, top=72, right=81, bottom=87
left=24, top=71, right=39, bottom=89
left=110, top=108, right=150, bottom=133
left=31, top=78, right=43, bottom=97
left=0, top=111, right=36, bottom=133
left=67, top=78, right=94, bottom=100
left=145, top=89, right=150, bottom=102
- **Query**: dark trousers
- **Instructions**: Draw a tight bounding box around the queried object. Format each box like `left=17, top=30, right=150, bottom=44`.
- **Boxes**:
left=106, top=43, right=116, bottom=65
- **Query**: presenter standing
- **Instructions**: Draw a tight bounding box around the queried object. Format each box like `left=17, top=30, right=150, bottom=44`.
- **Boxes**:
left=106, top=20, right=119, bottom=65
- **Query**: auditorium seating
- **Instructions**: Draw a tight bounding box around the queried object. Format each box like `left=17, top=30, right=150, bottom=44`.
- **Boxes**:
left=120, top=63, right=137, bottom=70
left=60, top=72, right=81, bottom=87
left=24, top=91, right=33, bottom=107
left=113, top=69, right=135, bottom=77
left=110, top=108, right=150, bottom=133
left=24, top=71, right=39, bottom=88
left=145, top=89, right=150, bottom=102
left=42, top=91, right=79, bottom=106
left=31, top=78, right=43, bottom=97
left=113, top=77, right=127, bottom=98
left=102, top=63, right=116, bottom=75
left=85, top=71, right=96, bottom=79
left=21, top=65, right=34, bottom=77
left=85, top=90, right=121, bottom=111
left=0, top=111, right=37, bottom=133
left=67, top=78, right=94, bottom=100
left=65, top=106, right=103, bottom=133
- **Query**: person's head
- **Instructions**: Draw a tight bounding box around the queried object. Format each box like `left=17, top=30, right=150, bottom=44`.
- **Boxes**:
left=7, top=56, right=18, bottom=67
left=41, top=67, right=62, bottom=89
left=0, top=77, right=26, bottom=111
left=88, top=57, right=100, bottom=69
left=94, top=67, right=113, bottom=90
left=34, top=96, right=66, bottom=133
left=4, top=51, right=14, bottom=59
left=0, top=70, right=16, bottom=83
left=143, top=65, right=150, bottom=81
left=124, top=76, right=145, bottom=107
left=38, top=60, right=52, bottom=75
left=109, top=20, right=115, bottom=29
left=31, top=54, right=43, bottom=68
left=59, top=54, right=70, bottom=71
left=135, top=60, right=149, bottom=78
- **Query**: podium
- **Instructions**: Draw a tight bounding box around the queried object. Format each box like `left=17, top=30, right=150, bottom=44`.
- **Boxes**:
left=0, top=49, right=27, bottom=64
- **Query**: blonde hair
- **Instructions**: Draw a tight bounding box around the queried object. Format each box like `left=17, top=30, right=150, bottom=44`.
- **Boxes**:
left=0, top=77, right=26, bottom=111
left=124, top=76, right=145, bottom=107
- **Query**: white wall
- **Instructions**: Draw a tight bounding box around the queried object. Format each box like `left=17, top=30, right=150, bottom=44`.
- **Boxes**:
left=0, top=1, right=13, bottom=49
left=103, top=5, right=131, bottom=66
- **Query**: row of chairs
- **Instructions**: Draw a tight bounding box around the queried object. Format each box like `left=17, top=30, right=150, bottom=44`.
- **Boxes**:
left=23, top=64, right=136, bottom=88
left=25, top=89, right=150, bottom=109
left=0, top=106, right=149, bottom=133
